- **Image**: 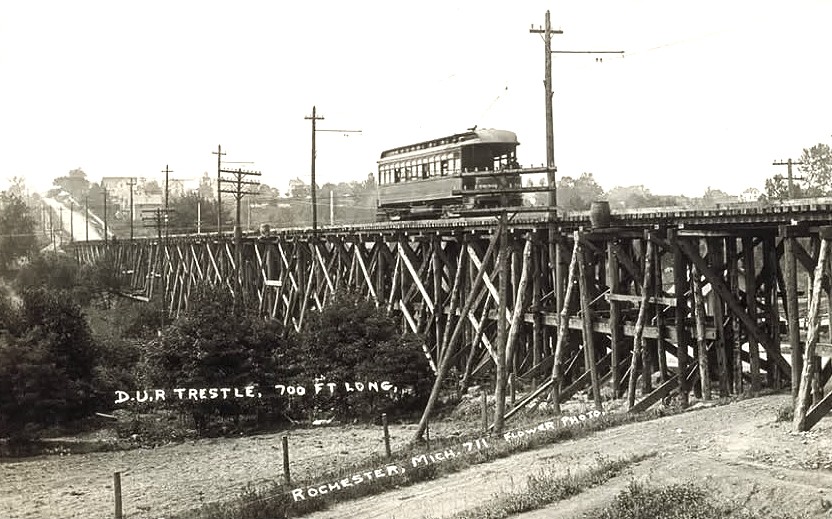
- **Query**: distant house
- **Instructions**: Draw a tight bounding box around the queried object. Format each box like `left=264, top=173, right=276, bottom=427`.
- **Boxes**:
left=741, top=188, right=761, bottom=202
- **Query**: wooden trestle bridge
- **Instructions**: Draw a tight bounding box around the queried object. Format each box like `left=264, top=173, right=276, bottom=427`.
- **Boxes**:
left=70, top=202, right=832, bottom=432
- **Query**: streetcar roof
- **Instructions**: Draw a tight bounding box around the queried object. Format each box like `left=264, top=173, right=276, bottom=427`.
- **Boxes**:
left=378, top=129, right=518, bottom=161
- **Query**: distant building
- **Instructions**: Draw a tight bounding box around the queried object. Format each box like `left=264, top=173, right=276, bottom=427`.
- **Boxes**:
left=741, top=188, right=761, bottom=202
left=101, top=177, right=164, bottom=220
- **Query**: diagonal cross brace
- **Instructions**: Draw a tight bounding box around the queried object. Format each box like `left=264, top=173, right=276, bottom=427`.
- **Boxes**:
left=678, top=239, right=790, bottom=376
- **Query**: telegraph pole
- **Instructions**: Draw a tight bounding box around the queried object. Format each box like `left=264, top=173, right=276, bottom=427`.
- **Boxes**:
left=530, top=11, right=563, bottom=209
left=212, top=145, right=226, bottom=235
left=127, top=178, right=136, bottom=240
left=103, top=187, right=108, bottom=244
left=304, top=106, right=362, bottom=232
left=59, top=207, right=64, bottom=247
left=69, top=201, right=74, bottom=242
left=163, top=165, right=173, bottom=237
left=85, top=195, right=89, bottom=241
left=529, top=11, right=623, bottom=209
left=305, top=106, right=324, bottom=232
left=773, top=159, right=805, bottom=199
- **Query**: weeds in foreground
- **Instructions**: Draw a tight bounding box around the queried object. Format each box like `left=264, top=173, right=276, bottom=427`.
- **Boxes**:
left=586, top=481, right=807, bottom=519
left=775, top=403, right=794, bottom=423
left=171, top=408, right=672, bottom=519
left=431, top=452, right=655, bottom=519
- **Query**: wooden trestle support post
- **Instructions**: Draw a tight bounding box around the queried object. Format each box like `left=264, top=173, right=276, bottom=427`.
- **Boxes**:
left=70, top=214, right=832, bottom=432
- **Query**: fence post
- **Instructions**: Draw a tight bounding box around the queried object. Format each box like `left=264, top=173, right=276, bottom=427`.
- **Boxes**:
left=113, top=471, right=123, bottom=519
left=481, top=390, right=488, bottom=432
left=282, top=435, right=291, bottom=485
left=382, top=413, right=391, bottom=459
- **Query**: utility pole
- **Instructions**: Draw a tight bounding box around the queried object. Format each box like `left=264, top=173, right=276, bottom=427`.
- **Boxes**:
left=69, top=200, right=74, bottom=242
left=59, top=207, right=64, bottom=247
left=304, top=106, right=361, bottom=232
left=162, top=165, right=173, bottom=238
left=773, top=159, right=805, bottom=199
left=529, top=11, right=623, bottom=210
left=305, top=106, right=324, bottom=232
left=85, top=195, right=89, bottom=241
left=212, top=145, right=226, bottom=235
left=530, top=11, right=563, bottom=209
left=127, top=178, right=136, bottom=240
left=49, top=210, right=55, bottom=256
left=103, top=187, right=108, bottom=244
left=219, top=166, right=261, bottom=293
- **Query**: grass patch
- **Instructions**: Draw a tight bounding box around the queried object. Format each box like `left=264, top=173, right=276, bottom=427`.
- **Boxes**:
left=431, top=452, right=655, bottom=519
left=585, top=481, right=807, bottom=519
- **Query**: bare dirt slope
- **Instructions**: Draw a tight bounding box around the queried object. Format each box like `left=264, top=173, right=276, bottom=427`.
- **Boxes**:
left=0, top=423, right=418, bottom=519
left=302, top=394, right=832, bottom=519
left=2, top=394, right=831, bottom=519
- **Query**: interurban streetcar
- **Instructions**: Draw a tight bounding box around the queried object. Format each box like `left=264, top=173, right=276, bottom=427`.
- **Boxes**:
left=376, top=128, right=524, bottom=221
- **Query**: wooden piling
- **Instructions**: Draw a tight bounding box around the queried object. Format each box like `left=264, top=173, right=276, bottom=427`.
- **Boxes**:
left=576, top=232, right=603, bottom=410
left=794, top=234, right=829, bottom=431
left=551, top=237, right=579, bottom=413
left=742, top=237, right=761, bottom=394
left=691, top=262, right=711, bottom=400
left=627, top=237, right=653, bottom=409
left=782, top=229, right=801, bottom=401
left=669, top=229, right=689, bottom=407
left=607, top=240, right=623, bottom=396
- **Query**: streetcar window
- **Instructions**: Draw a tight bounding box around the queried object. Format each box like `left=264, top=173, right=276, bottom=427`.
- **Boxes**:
left=422, top=164, right=429, bottom=179
left=394, top=168, right=401, bottom=183
left=440, top=160, right=448, bottom=176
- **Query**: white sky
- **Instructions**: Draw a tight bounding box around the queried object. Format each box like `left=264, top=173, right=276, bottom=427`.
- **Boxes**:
left=2, top=0, right=831, bottom=197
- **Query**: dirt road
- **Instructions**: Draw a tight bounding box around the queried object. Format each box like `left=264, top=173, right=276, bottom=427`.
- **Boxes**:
left=302, top=394, right=832, bottom=518
left=3, top=394, right=831, bottom=519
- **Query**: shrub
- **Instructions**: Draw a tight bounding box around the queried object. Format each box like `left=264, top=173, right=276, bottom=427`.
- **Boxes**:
left=0, top=288, right=99, bottom=438
left=295, top=289, right=432, bottom=420
left=141, top=284, right=286, bottom=433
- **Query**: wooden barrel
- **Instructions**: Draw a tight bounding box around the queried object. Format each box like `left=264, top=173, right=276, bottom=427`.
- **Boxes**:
left=589, top=201, right=611, bottom=228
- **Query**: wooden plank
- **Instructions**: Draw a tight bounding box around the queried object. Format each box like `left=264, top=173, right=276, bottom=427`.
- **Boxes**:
left=805, top=390, right=832, bottom=430
left=607, top=293, right=676, bottom=306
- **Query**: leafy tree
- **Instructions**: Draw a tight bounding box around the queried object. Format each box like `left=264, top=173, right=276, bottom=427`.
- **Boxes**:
left=0, top=288, right=99, bottom=439
left=15, top=253, right=79, bottom=292
left=764, top=174, right=806, bottom=201
left=142, top=285, right=284, bottom=432
left=799, top=143, right=832, bottom=196
left=0, top=192, right=37, bottom=273
left=52, top=168, right=90, bottom=202
left=298, top=290, right=431, bottom=419
left=556, top=173, right=604, bottom=211
left=168, top=192, right=220, bottom=234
